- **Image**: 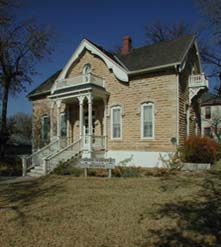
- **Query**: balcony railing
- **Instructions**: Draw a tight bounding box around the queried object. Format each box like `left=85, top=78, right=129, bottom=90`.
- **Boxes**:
left=189, top=74, right=208, bottom=88
left=55, top=73, right=105, bottom=91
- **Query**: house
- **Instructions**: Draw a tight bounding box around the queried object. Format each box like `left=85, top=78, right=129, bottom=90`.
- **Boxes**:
left=201, top=92, right=221, bottom=140
left=25, top=34, right=208, bottom=176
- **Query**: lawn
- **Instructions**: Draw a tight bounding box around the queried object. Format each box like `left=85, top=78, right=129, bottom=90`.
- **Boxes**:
left=0, top=172, right=221, bottom=247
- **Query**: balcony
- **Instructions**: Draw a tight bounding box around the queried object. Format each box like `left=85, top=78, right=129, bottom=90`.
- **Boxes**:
left=189, top=74, right=208, bottom=103
left=189, top=74, right=208, bottom=88
left=55, top=73, right=105, bottom=91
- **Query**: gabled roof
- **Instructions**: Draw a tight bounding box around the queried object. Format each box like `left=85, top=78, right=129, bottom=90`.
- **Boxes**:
left=28, top=35, right=198, bottom=99
left=28, top=70, right=61, bottom=99
left=201, top=92, right=221, bottom=106
left=115, top=34, right=195, bottom=71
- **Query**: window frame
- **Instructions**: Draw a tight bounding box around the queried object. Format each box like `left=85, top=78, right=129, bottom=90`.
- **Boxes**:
left=140, top=102, right=155, bottom=140
left=111, top=106, right=122, bottom=140
left=60, top=112, right=67, bottom=137
left=204, top=127, right=212, bottom=137
left=205, top=106, right=211, bottom=119
left=82, top=63, right=92, bottom=75
left=41, top=115, right=49, bottom=143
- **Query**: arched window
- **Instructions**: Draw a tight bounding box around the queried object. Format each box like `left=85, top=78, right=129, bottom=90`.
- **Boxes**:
left=82, top=63, right=91, bottom=75
left=141, top=102, right=154, bottom=139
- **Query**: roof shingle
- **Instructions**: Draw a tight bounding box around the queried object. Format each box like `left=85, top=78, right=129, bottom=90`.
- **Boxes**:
left=115, top=34, right=195, bottom=71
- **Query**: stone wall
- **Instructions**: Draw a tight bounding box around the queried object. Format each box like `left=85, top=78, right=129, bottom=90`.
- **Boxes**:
left=31, top=46, right=202, bottom=153
left=67, top=50, right=178, bottom=152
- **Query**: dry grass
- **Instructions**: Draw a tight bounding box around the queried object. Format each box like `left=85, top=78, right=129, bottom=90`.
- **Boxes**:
left=0, top=172, right=221, bottom=247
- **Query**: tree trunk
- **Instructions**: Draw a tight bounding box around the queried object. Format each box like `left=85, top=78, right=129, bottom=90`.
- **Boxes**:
left=0, top=83, right=9, bottom=158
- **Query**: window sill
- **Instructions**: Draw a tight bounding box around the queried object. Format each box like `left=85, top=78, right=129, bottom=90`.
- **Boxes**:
left=140, top=137, right=155, bottom=141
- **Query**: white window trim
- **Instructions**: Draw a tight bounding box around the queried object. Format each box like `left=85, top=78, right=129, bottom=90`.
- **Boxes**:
left=41, top=115, right=49, bottom=142
left=111, top=106, right=122, bottom=140
left=60, top=112, right=67, bottom=137
left=82, top=63, right=92, bottom=75
left=140, top=102, right=155, bottom=140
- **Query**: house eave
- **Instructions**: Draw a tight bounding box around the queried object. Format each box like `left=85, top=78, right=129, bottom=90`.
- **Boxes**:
left=56, top=39, right=129, bottom=83
left=27, top=90, right=51, bottom=100
left=128, top=62, right=180, bottom=76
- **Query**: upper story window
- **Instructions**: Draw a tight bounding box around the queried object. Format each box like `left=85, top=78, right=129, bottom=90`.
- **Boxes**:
left=111, top=106, right=122, bottom=139
left=41, top=115, right=49, bottom=143
left=83, top=63, right=92, bottom=75
left=141, top=102, right=154, bottom=139
left=205, top=106, right=211, bottom=119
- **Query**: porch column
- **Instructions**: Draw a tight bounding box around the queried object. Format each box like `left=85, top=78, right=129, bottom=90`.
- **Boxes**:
left=78, top=96, right=84, bottom=148
left=103, top=97, right=108, bottom=155
left=87, top=93, right=93, bottom=156
left=50, top=101, right=55, bottom=141
left=56, top=100, right=61, bottom=146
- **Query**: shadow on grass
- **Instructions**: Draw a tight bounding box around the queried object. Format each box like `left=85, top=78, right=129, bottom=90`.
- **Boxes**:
left=0, top=176, right=67, bottom=225
left=142, top=173, right=221, bottom=247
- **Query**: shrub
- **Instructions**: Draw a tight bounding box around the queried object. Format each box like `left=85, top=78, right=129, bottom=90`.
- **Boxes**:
left=144, top=168, right=170, bottom=176
left=181, top=136, right=218, bottom=164
left=112, top=166, right=142, bottom=177
left=52, top=158, right=83, bottom=176
left=159, top=151, right=183, bottom=171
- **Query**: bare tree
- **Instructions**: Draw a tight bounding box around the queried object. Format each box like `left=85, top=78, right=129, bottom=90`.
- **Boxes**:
left=204, top=106, right=221, bottom=142
left=145, top=22, right=191, bottom=45
left=0, top=1, right=54, bottom=157
left=196, top=0, right=221, bottom=93
left=9, top=112, right=32, bottom=144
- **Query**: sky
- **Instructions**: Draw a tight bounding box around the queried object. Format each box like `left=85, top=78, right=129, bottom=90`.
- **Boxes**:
left=7, top=0, right=202, bottom=116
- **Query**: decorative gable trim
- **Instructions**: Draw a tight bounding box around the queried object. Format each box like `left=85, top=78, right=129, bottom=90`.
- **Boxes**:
left=57, top=39, right=129, bottom=82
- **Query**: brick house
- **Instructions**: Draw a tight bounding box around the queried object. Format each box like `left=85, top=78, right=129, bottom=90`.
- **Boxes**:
left=26, top=35, right=208, bottom=176
left=201, top=92, right=221, bottom=140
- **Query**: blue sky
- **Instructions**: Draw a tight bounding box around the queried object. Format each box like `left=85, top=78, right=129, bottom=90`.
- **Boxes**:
left=7, top=0, right=202, bottom=115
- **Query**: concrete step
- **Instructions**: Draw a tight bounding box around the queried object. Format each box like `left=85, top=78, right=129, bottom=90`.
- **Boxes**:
left=27, top=171, right=44, bottom=177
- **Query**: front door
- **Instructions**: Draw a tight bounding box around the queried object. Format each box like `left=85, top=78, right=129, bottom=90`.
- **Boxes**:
left=83, top=111, right=95, bottom=149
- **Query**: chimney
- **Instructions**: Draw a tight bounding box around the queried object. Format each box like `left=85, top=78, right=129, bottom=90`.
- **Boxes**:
left=121, top=36, right=132, bottom=55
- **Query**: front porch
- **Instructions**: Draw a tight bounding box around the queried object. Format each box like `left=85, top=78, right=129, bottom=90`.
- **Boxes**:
left=49, top=75, right=109, bottom=159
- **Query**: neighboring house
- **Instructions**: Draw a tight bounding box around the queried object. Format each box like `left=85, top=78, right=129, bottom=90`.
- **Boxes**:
left=201, top=92, right=221, bottom=141
left=26, top=34, right=208, bottom=176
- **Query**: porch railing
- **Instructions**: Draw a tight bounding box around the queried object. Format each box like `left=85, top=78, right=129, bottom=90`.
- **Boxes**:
left=55, top=73, right=105, bottom=90
left=44, top=139, right=82, bottom=174
left=189, top=74, right=208, bottom=88
left=23, top=138, right=60, bottom=174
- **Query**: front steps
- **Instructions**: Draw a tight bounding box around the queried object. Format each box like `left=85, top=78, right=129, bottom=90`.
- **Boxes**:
left=27, top=164, right=45, bottom=177
left=27, top=150, right=105, bottom=177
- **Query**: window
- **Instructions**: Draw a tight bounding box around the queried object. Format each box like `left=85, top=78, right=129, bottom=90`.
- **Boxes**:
left=204, top=127, right=212, bottom=137
left=83, top=64, right=92, bottom=82
left=205, top=106, right=211, bottom=119
left=41, top=115, right=49, bottom=143
left=141, top=102, right=154, bottom=139
left=60, top=113, right=67, bottom=137
left=111, top=106, right=122, bottom=139
left=83, top=63, right=91, bottom=75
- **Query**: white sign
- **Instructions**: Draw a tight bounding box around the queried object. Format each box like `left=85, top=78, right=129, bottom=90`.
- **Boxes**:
left=80, top=158, right=115, bottom=169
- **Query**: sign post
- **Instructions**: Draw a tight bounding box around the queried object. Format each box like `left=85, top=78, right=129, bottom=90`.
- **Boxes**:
left=79, top=158, right=115, bottom=178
